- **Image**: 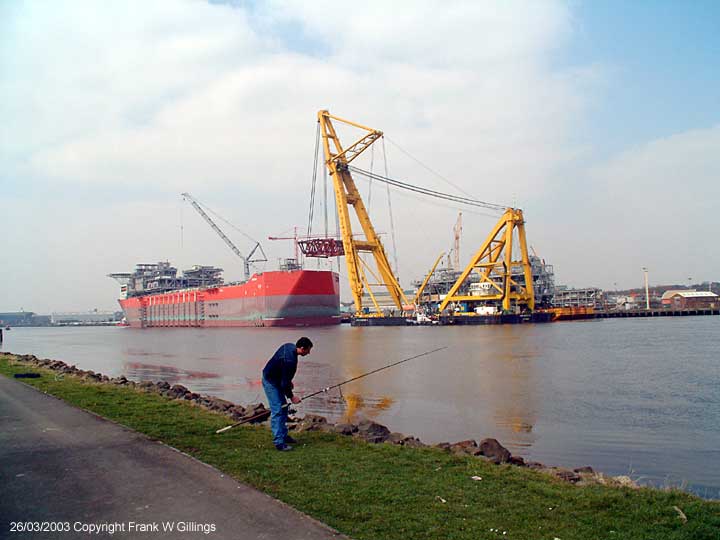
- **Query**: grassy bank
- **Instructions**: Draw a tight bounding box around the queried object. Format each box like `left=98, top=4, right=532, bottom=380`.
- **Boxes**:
left=2, top=353, right=718, bottom=540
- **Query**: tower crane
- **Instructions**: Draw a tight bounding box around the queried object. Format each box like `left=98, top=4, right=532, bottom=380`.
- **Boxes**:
left=181, top=192, right=266, bottom=281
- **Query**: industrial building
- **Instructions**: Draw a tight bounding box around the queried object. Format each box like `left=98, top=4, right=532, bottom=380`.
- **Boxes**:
left=660, top=290, right=718, bottom=309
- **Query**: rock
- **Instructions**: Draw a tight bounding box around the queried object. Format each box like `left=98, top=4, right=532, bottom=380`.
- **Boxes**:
left=156, top=381, right=171, bottom=390
left=331, top=423, right=358, bottom=436
left=356, top=419, right=391, bottom=443
left=385, top=433, right=425, bottom=448
left=139, top=381, right=155, bottom=390
left=525, top=461, right=545, bottom=470
left=168, top=384, right=189, bottom=398
left=245, top=403, right=268, bottom=415
left=227, top=405, right=247, bottom=420
left=207, top=397, right=234, bottom=411
left=402, top=437, right=426, bottom=448
left=296, top=414, right=330, bottom=433
left=552, top=468, right=581, bottom=483
left=478, top=438, right=511, bottom=464
left=508, top=456, right=526, bottom=466
left=241, top=404, right=269, bottom=424
left=434, top=442, right=452, bottom=451
left=302, top=414, right=328, bottom=424
left=449, top=439, right=481, bottom=456
left=612, top=475, right=639, bottom=488
left=574, top=466, right=594, bottom=474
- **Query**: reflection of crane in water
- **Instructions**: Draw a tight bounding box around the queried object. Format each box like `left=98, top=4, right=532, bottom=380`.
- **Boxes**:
left=339, top=391, right=394, bottom=422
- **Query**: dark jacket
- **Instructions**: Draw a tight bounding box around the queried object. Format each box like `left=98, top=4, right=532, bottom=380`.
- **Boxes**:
left=262, top=343, right=298, bottom=398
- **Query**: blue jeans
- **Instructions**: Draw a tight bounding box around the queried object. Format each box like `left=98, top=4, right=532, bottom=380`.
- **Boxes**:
left=262, top=377, right=288, bottom=446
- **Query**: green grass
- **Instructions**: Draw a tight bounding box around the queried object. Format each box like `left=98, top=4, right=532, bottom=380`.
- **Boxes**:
left=2, top=354, right=719, bottom=540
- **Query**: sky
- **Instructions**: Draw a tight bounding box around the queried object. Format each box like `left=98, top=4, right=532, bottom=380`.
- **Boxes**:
left=1, top=0, right=718, bottom=313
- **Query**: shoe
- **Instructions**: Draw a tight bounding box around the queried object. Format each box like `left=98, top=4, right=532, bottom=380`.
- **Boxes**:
left=275, top=444, right=293, bottom=451
left=284, top=436, right=297, bottom=444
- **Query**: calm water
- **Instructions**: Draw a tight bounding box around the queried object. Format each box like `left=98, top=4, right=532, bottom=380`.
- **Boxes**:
left=2, top=317, right=719, bottom=499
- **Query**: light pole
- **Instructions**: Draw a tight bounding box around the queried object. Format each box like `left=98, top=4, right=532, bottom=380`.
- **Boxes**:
left=688, top=277, right=692, bottom=290
left=642, top=267, right=650, bottom=310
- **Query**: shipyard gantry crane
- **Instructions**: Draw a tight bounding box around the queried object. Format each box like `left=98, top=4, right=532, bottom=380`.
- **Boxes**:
left=316, top=110, right=409, bottom=317
left=438, top=207, right=535, bottom=313
left=181, top=192, right=266, bottom=281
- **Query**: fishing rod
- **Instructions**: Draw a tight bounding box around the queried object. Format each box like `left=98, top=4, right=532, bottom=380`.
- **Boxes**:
left=215, top=346, right=447, bottom=434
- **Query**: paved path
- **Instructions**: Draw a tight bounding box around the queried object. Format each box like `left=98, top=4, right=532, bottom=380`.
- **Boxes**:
left=0, top=375, right=347, bottom=540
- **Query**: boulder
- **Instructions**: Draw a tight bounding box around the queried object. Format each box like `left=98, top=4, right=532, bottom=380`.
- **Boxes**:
left=331, top=423, right=358, bottom=436
left=401, top=437, right=426, bottom=448
left=356, top=419, right=391, bottom=443
left=574, top=466, right=594, bottom=474
left=168, top=384, right=189, bottom=399
left=227, top=405, right=247, bottom=420
left=449, top=439, right=482, bottom=456
left=295, top=414, right=330, bottom=432
left=207, top=397, right=234, bottom=411
left=478, top=438, right=511, bottom=464
left=552, top=468, right=581, bottom=483
left=242, top=404, right=269, bottom=423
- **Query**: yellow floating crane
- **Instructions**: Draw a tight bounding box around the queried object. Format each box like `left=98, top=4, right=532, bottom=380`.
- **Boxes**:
left=314, top=111, right=536, bottom=319
left=318, top=110, right=409, bottom=318
left=438, top=207, right=535, bottom=314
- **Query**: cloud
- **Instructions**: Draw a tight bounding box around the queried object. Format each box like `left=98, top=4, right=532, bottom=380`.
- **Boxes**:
left=1, top=0, right=607, bottom=310
left=544, top=124, right=720, bottom=288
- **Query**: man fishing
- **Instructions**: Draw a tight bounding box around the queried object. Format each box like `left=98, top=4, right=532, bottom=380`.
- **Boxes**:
left=262, top=337, right=313, bottom=451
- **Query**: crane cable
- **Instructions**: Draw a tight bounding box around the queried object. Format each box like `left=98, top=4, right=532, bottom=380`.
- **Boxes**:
left=382, top=137, right=400, bottom=279
left=347, top=166, right=507, bottom=212
left=307, top=121, right=321, bottom=238
left=193, top=198, right=261, bottom=245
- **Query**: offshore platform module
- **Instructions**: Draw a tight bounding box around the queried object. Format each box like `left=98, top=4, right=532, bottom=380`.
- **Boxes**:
left=298, top=110, right=544, bottom=325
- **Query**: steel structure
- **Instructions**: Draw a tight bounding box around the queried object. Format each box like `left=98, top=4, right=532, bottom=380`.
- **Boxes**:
left=438, top=208, right=535, bottom=313
left=413, top=252, right=445, bottom=305
left=318, top=110, right=408, bottom=316
left=181, top=192, right=266, bottom=281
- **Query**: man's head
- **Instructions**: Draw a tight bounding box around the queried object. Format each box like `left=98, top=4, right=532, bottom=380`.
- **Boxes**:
left=295, top=336, right=313, bottom=356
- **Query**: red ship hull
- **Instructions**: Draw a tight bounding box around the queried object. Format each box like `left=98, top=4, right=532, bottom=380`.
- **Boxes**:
left=118, top=270, right=340, bottom=328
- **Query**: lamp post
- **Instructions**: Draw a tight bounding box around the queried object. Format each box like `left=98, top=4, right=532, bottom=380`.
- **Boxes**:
left=688, top=277, right=692, bottom=290
left=642, top=267, right=650, bottom=310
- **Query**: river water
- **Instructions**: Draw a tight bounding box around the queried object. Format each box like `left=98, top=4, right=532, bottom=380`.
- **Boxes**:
left=2, top=317, right=718, bottom=499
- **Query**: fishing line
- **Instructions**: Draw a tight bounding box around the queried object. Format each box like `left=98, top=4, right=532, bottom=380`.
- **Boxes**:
left=215, top=346, right=447, bottom=434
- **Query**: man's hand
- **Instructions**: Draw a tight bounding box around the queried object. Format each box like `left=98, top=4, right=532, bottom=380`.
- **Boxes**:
left=291, top=395, right=301, bottom=404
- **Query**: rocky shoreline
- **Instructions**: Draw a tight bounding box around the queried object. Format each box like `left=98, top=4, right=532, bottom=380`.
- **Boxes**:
left=5, top=352, right=640, bottom=490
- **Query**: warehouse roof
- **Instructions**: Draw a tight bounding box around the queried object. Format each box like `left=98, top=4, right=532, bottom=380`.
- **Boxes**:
left=661, top=290, right=718, bottom=300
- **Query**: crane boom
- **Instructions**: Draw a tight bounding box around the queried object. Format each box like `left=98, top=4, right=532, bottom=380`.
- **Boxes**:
left=413, top=252, right=445, bottom=305
left=318, top=110, right=409, bottom=317
left=181, top=192, right=265, bottom=281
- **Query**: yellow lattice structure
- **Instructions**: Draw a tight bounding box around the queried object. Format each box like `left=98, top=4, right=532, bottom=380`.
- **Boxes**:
left=438, top=208, right=535, bottom=313
left=318, top=110, right=409, bottom=317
